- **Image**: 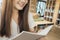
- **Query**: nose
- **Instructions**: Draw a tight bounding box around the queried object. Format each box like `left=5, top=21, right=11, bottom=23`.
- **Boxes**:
left=20, top=0, right=26, bottom=3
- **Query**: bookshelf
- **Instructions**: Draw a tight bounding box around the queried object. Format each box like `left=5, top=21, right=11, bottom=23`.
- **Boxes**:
left=44, top=0, right=60, bottom=28
left=56, top=5, right=60, bottom=27
left=44, top=0, right=56, bottom=22
left=30, top=0, right=54, bottom=27
left=29, top=0, right=60, bottom=29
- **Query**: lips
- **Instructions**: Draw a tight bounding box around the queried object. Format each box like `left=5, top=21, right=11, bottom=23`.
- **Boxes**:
left=18, top=2, right=25, bottom=7
left=20, top=4, right=25, bottom=7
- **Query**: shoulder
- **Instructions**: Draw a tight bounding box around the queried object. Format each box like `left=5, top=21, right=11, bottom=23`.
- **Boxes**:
left=0, top=36, right=9, bottom=40
left=28, top=12, right=34, bottom=19
left=28, top=12, right=33, bottom=16
left=28, top=12, right=34, bottom=21
left=0, top=36, right=12, bottom=40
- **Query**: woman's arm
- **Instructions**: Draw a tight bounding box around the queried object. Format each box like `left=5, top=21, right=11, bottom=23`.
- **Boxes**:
left=28, top=12, right=38, bottom=32
left=28, top=13, right=47, bottom=40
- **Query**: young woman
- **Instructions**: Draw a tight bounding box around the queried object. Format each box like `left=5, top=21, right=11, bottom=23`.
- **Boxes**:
left=0, top=0, right=37, bottom=38
left=0, top=0, right=46, bottom=40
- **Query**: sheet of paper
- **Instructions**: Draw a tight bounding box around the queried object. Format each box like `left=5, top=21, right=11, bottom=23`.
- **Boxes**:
left=10, top=25, right=53, bottom=40
left=11, top=31, right=43, bottom=40
left=37, top=25, right=53, bottom=35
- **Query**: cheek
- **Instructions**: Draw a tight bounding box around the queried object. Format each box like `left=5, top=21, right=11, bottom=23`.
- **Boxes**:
left=14, top=0, right=18, bottom=5
left=13, top=1, right=21, bottom=10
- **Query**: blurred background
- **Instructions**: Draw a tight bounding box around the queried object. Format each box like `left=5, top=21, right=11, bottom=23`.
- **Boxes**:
left=0, top=0, right=60, bottom=40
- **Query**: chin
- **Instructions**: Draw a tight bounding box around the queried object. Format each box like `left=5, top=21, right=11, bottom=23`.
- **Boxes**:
left=14, top=5, right=24, bottom=10
left=19, top=8, right=23, bottom=10
left=17, top=7, right=24, bottom=10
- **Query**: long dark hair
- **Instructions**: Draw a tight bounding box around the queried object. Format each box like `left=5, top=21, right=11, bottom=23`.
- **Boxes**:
left=0, top=0, right=30, bottom=37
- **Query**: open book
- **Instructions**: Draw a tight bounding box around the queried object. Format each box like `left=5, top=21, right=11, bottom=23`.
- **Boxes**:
left=10, top=25, right=53, bottom=40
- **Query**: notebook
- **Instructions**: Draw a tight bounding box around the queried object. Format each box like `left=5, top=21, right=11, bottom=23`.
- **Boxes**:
left=10, top=25, right=53, bottom=40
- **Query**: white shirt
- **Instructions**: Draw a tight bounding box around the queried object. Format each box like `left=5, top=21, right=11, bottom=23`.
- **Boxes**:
left=0, top=12, right=36, bottom=40
left=10, top=12, right=36, bottom=37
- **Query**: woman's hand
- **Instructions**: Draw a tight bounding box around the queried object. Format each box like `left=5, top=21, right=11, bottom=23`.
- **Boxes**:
left=29, top=26, right=38, bottom=33
left=29, top=27, right=35, bottom=32
left=29, top=26, right=40, bottom=33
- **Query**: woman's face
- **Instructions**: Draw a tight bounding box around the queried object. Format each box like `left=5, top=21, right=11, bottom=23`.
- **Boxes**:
left=13, top=0, right=28, bottom=10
